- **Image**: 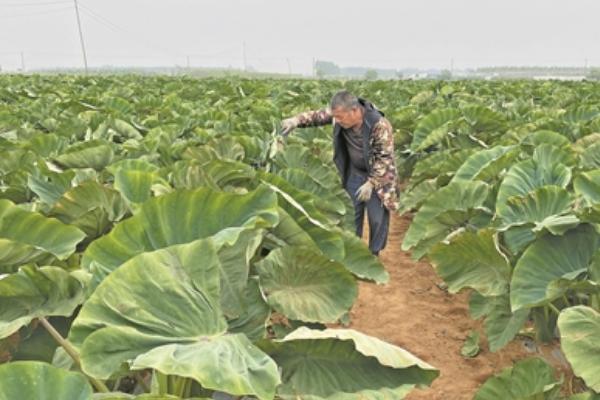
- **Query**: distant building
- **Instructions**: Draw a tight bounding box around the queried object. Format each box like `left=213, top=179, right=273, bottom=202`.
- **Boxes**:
left=532, top=75, right=587, bottom=81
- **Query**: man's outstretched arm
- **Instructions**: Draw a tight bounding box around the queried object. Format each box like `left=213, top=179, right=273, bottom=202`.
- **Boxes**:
left=281, top=108, right=333, bottom=135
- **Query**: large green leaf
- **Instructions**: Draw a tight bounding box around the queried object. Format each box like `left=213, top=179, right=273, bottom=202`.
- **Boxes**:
left=267, top=208, right=382, bottom=284
left=501, top=225, right=537, bottom=256
left=496, top=158, right=571, bottom=219
left=269, top=207, right=343, bottom=259
left=402, top=180, right=490, bottom=253
left=533, top=143, right=577, bottom=168
left=498, top=186, right=578, bottom=235
left=205, top=136, right=246, bottom=161
left=24, top=133, right=69, bottom=158
left=27, top=162, right=98, bottom=208
left=256, top=246, right=357, bottom=323
left=521, top=130, right=570, bottom=149
left=398, top=179, right=438, bottom=214
left=71, top=239, right=280, bottom=400
left=261, top=174, right=345, bottom=260
left=269, top=207, right=322, bottom=247
left=411, top=149, right=477, bottom=182
left=510, top=224, right=600, bottom=311
left=483, top=295, right=530, bottom=352
left=258, top=170, right=343, bottom=226
left=558, top=306, right=600, bottom=392
left=411, top=108, right=460, bottom=151
left=0, top=199, right=85, bottom=272
left=227, top=277, right=270, bottom=341
left=430, top=229, right=511, bottom=296
left=0, top=266, right=85, bottom=338
left=215, top=228, right=265, bottom=318
left=273, top=144, right=311, bottom=170
left=27, top=166, right=75, bottom=206
left=474, top=357, right=562, bottom=400
left=170, top=159, right=255, bottom=191
left=259, top=327, right=438, bottom=400
left=277, top=168, right=346, bottom=216
left=468, top=291, right=528, bottom=352
left=469, top=291, right=494, bottom=319
left=452, top=145, right=518, bottom=183
left=236, top=134, right=266, bottom=164
left=339, top=230, right=389, bottom=284
left=106, top=118, right=143, bottom=141
left=108, top=159, right=167, bottom=206
left=574, top=170, right=600, bottom=205
left=581, top=142, right=600, bottom=169
left=564, top=105, right=600, bottom=124
left=274, top=144, right=339, bottom=189
left=131, top=335, right=279, bottom=400
left=82, top=186, right=279, bottom=286
left=0, top=361, right=92, bottom=400
left=462, top=105, right=506, bottom=134
left=53, top=139, right=114, bottom=171
left=49, top=180, right=128, bottom=240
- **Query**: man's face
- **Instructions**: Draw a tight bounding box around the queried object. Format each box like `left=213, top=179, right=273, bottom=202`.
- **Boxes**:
left=332, top=106, right=362, bottom=129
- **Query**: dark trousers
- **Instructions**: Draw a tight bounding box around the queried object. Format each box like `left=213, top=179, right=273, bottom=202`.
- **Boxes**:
left=345, top=173, right=390, bottom=255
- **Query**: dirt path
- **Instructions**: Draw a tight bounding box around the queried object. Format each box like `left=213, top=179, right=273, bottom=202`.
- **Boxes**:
left=347, top=213, right=567, bottom=400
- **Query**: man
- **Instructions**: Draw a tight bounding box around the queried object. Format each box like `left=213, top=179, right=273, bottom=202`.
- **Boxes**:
left=280, top=90, right=398, bottom=256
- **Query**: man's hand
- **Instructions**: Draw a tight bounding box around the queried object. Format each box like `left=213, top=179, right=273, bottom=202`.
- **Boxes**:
left=355, top=180, right=374, bottom=202
left=280, top=117, right=299, bottom=136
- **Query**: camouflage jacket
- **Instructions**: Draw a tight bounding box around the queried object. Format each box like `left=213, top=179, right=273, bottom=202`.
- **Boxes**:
left=289, top=100, right=399, bottom=211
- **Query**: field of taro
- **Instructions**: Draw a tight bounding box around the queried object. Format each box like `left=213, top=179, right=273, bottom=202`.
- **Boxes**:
left=0, top=75, right=599, bottom=399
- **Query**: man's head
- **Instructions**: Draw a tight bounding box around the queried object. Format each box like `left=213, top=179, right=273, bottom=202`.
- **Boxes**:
left=330, top=91, right=363, bottom=129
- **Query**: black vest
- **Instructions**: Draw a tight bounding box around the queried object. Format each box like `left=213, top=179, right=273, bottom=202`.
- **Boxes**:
left=332, top=98, right=384, bottom=188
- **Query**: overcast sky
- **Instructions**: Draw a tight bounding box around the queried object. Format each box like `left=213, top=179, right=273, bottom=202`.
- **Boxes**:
left=0, top=0, right=599, bottom=73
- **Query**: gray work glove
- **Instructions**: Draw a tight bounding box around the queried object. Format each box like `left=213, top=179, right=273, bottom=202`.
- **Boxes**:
left=355, top=180, right=374, bottom=202
left=280, top=117, right=299, bottom=137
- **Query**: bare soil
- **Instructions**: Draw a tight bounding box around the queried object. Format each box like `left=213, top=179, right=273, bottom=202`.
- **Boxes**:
left=347, top=213, right=571, bottom=400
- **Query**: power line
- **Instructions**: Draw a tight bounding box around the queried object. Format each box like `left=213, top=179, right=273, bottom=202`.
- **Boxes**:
left=0, top=50, right=214, bottom=59
left=0, top=1, right=70, bottom=7
left=77, top=1, right=184, bottom=59
left=0, top=6, right=71, bottom=18
left=78, top=6, right=179, bottom=59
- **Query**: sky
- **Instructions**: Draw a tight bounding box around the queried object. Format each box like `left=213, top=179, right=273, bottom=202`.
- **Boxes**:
left=0, top=0, right=599, bottom=74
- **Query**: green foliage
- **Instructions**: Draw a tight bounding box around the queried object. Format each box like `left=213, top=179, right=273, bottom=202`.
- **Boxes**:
left=0, top=361, right=93, bottom=400
left=0, top=75, right=445, bottom=399
left=474, top=358, right=562, bottom=400
left=558, top=306, right=600, bottom=392
left=6, top=74, right=600, bottom=398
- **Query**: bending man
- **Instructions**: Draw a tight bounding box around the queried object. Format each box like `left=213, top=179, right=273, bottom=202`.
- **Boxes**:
left=281, top=90, right=398, bottom=256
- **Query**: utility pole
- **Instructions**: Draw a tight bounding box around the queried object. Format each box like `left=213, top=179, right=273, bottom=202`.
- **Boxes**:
left=20, top=52, right=25, bottom=72
left=286, top=58, right=292, bottom=75
left=312, top=57, right=316, bottom=78
left=73, top=0, right=88, bottom=73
